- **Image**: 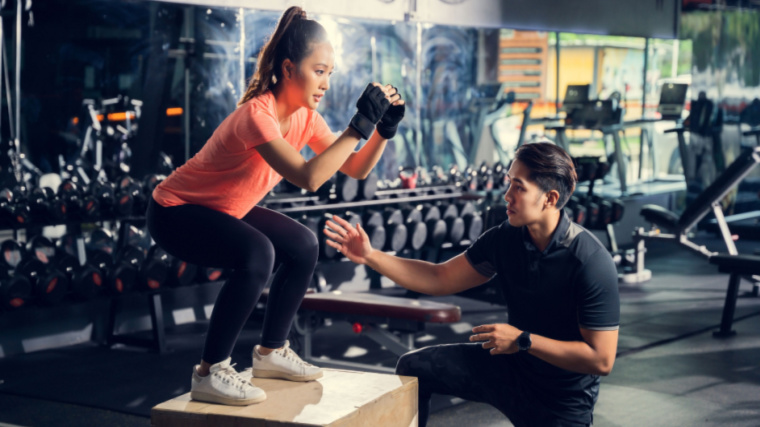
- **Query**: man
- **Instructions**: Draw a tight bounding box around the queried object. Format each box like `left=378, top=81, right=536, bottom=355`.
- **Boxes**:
left=324, top=142, right=620, bottom=427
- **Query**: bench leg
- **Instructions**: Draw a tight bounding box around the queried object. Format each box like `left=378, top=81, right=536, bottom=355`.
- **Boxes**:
left=714, top=273, right=741, bottom=338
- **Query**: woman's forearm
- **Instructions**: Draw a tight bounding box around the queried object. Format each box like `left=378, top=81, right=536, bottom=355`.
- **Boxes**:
left=341, top=131, right=388, bottom=179
left=302, top=127, right=363, bottom=190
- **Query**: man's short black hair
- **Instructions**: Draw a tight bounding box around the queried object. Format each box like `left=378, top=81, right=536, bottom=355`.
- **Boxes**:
left=514, top=142, right=577, bottom=209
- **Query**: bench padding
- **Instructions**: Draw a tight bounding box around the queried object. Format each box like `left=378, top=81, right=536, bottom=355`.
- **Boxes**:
left=260, top=290, right=461, bottom=323
left=640, top=204, right=679, bottom=231
left=709, top=254, right=760, bottom=275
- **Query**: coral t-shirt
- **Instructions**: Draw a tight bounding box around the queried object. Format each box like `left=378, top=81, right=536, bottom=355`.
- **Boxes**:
left=152, top=91, right=334, bottom=218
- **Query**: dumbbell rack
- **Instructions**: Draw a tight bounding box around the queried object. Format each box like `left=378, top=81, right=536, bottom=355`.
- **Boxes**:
left=263, top=186, right=463, bottom=213
left=108, top=215, right=167, bottom=353
left=0, top=211, right=172, bottom=353
left=266, top=187, right=473, bottom=291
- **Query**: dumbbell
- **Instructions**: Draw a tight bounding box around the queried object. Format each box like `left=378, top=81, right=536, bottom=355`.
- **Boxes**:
left=87, top=227, right=117, bottom=255
left=589, top=195, right=613, bottom=229
left=420, top=204, right=447, bottom=248
left=573, top=157, right=596, bottom=183
left=367, top=208, right=408, bottom=253
left=142, top=174, right=167, bottom=196
left=118, top=176, right=148, bottom=216
left=0, top=270, right=32, bottom=311
left=86, top=249, right=136, bottom=295
left=57, top=179, right=95, bottom=220
left=610, top=198, right=624, bottom=223
left=16, top=254, right=70, bottom=306
left=0, top=238, right=69, bottom=305
left=463, top=213, right=484, bottom=242
left=52, top=233, right=106, bottom=299
left=90, top=180, right=117, bottom=218
left=58, top=179, right=84, bottom=219
left=357, top=172, right=378, bottom=201
left=196, top=265, right=226, bottom=283
left=146, top=245, right=197, bottom=288
left=577, top=195, right=599, bottom=228
left=477, top=162, right=494, bottom=191
left=429, top=165, right=450, bottom=186
left=146, top=244, right=197, bottom=288
left=125, top=224, right=153, bottom=253
left=27, top=187, right=66, bottom=224
left=456, top=201, right=484, bottom=241
left=117, top=244, right=167, bottom=291
left=58, top=179, right=101, bottom=221
left=0, top=188, right=29, bottom=228
left=462, top=166, right=479, bottom=192
left=401, top=205, right=428, bottom=251
left=317, top=174, right=358, bottom=203
left=566, top=196, right=587, bottom=226
left=439, top=202, right=465, bottom=244
left=385, top=208, right=409, bottom=252
left=492, top=162, right=508, bottom=190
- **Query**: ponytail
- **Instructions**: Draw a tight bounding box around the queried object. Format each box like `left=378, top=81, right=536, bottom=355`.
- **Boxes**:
left=238, top=7, right=327, bottom=106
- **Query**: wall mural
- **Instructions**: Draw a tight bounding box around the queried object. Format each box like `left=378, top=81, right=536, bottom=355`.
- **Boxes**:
left=680, top=10, right=760, bottom=212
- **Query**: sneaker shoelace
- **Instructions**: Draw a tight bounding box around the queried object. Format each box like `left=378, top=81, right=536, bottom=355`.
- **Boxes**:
left=215, top=363, right=253, bottom=391
left=278, top=346, right=316, bottom=368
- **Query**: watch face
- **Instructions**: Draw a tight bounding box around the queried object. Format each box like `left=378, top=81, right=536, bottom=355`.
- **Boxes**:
left=518, top=332, right=531, bottom=350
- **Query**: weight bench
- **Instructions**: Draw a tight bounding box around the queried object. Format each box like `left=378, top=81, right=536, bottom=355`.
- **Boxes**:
left=623, top=145, right=760, bottom=284
left=709, top=254, right=760, bottom=337
left=260, top=290, right=461, bottom=373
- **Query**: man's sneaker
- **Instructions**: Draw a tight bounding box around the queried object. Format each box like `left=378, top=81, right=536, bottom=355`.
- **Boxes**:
left=191, top=358, right=267, bottom=406
left=252, top=340, right=323, bottom=382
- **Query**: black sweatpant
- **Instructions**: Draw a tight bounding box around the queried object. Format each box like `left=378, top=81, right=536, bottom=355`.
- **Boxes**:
left=146, top=198, right=318, bottom=364
left=395, top=343, right=592, bottom=427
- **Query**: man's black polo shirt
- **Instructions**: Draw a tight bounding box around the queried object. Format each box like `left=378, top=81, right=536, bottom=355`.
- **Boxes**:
left=465, top=209, right=620, bottom=424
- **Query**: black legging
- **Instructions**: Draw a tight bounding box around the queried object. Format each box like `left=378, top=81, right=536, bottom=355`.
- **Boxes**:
left=146, top=198, right=318, bottom=364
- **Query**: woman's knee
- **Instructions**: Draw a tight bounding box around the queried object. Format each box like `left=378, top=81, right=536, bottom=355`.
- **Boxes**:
left=237, top=238, right=276, bottom=275
left=285, top=225, right=319, bottom=265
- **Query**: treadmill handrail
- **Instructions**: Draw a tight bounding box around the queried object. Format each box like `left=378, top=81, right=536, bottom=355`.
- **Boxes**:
left=677, top=146, right=760, bottom=234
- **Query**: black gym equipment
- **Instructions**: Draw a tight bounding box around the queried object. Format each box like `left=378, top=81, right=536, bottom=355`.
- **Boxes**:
left=317, top=174, right=359, bottom=203
left=88, top=249, right=136, bottom=296
left=624, top=145, right=760, bottom=284
left=117, top=244, right=167, bottom=291
left=440, top=202, right=465, bottom=244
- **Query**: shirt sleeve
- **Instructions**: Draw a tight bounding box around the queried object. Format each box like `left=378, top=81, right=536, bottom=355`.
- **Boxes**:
left=308, top=111, right=336, bottom=144
left=576, top=249, right=620, bottom=331
left=464, top=225, right=500, bottom=278
left=234, top=105, right=282, bottom=150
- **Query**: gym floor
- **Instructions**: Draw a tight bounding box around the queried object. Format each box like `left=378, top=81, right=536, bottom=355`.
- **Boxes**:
left=1, top=232, right=759, bottom=427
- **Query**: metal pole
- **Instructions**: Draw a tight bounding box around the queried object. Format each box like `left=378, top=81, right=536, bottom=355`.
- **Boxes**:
left=14, top=0, right=20, bottom=157
left=642, top=38, right=649, bottom=119
left=555, top=31, right=560, bottom=115
left=415, top=21, right=423, bottom=168
left=238, top=7, right=245, bottom=97
left=0, top=1, right=4, bottom=139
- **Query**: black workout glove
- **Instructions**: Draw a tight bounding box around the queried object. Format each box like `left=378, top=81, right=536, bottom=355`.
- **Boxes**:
left=349, top=84, right=390, bottom=140
left=376, top=89, right=405, bottom=139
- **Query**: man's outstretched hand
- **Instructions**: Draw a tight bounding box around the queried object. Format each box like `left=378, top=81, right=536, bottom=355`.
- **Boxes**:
left=323, top=215, right=374, bottom=265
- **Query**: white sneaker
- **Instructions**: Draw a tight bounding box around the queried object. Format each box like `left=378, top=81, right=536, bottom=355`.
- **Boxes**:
left=252, top=340, right=323, bottom=382
left=190, top=358, right=267, bottom=406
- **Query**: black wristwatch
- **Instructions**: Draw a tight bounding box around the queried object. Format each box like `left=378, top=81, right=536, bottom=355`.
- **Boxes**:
left=517, top=331, right=532, bottom=352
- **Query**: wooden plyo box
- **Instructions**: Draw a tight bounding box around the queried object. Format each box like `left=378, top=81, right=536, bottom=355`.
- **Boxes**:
left=151, top=368, right=418, bottom=427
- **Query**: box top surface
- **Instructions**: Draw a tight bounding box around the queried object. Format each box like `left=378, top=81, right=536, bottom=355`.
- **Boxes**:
left=152, top=368, right=417, bottom=425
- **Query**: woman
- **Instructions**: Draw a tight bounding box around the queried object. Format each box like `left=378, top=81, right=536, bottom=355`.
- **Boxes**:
left=147, top=6, right=404, bottom=406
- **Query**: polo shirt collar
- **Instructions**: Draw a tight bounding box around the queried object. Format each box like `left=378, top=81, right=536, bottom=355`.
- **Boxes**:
left=521, top=209, right=571, bottom=254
